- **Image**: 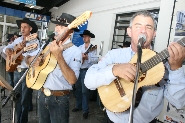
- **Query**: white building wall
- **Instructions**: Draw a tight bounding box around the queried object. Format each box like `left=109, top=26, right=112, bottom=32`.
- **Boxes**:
left=50, top=0, right=161, bottom=57
left=154, top=0, right=175, bottom=52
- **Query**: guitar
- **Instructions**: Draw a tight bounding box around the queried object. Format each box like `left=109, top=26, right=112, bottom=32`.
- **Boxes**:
left=6, top=33, right=38, bottom=72
left=98, top=37, right=185, bottom=113
left=6, top=43, right=38, bottom=72
left=26, top=11, right=92, bottom=90
left=82, top=44, right=97, bottom=63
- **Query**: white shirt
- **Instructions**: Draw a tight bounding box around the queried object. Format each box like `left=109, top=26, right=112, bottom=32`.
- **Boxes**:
left=0, top=46, right=6, bottom=59
left=43, top=39, right=82, bottom=90
left=84, top=47, right=185, bottom=123
left=3, top=36, right=40, bottom=68
left=78, top=43, right=98, bottom=69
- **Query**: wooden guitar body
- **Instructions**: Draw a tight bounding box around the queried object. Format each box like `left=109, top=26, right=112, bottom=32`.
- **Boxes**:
left=6, top=50, right=23, bottom=72
left=97, top=49, right=165, bottom=112
left=26, top=45, right=57, bottom=89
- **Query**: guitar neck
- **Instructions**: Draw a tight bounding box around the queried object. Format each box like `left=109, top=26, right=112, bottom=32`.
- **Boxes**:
left=41, top=29, right=73, bottom=58
left=14, top=33, right=37, bottom=50
left=12, top=49, right=24, bottom=61
left=42, top=42, right=74, bottom=60
left=141, top=37, right=185, bottom=72
left=56, top=28, right=73, bottom=44
left=84, top=44, right=93, bottom=55
left=14, top=39, right=32, bottom=51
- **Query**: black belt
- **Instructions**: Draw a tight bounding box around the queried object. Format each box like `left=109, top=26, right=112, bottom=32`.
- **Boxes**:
left=80, top=68, right=88, bottom=70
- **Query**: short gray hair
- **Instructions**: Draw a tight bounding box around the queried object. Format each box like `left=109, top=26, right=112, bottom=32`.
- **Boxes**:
left=129, top=10, right=157, bottom=30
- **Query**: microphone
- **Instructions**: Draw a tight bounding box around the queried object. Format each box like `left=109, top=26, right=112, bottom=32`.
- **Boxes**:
left=42, top=33, right=55, bottom=50
left=137, top=34, right=146, bottom=47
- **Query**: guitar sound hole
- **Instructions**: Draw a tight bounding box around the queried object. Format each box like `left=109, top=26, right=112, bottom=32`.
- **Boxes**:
left=138, top=72, right=146, bottom=82
left=39, top=59, right=44, bottom=66
left=39, top=55, right=45, bottom=66
left=131, top=63, right=147, bottom=83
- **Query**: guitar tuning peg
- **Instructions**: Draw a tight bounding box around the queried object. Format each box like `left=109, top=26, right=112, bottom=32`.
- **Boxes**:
left=77, top=26, right=79, bottom=29
left=80, top=25, right=82, bottom=27
left=81, top=22, right=85, bottom=25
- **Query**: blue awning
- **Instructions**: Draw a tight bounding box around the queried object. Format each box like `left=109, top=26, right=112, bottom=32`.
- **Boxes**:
left=0, top=6, right=50, bottom=22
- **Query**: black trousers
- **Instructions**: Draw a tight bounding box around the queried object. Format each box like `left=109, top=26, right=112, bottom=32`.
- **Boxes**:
left=103, top=112, right=113, bottom=123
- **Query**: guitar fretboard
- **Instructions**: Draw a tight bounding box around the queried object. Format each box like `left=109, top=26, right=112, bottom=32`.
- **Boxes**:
left=141, top=37, right=185, bottom=72
left=84, top=44, right=93, bottom=55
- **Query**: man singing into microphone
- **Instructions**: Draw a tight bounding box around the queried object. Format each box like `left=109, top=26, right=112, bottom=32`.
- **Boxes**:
left=84, top=10, right=185, bottom=123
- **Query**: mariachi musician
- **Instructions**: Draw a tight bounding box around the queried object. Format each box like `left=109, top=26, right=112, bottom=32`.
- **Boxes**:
left=3, top=18, right=39, bottom=123
left=84, top=10, right=185, bottom=123
left=6, top=32, right=20, bottom=88
left=26, top=13, right=82, bottom=123
left=72, top=30, right=98, bottom=119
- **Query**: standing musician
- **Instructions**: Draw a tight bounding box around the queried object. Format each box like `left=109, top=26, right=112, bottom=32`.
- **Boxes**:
left=72, top=30, right=98, bottom=119
left=26, top=13, right=82, bottom=123
left=3, top=18, right=39, bottom=123
left=7, top=32, right=20, bottom=88
left=84, top=10, right=185, bottom=123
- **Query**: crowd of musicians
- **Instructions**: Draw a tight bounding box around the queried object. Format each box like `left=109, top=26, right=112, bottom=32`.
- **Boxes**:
left=1, top=10, right=185, bottom=123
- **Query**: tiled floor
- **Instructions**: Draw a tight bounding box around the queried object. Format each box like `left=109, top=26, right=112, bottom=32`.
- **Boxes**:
left=0, top=60, right=105, bottom=123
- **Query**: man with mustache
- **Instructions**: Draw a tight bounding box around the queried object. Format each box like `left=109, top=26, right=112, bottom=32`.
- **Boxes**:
left=85, top=10, right=185, bottom=123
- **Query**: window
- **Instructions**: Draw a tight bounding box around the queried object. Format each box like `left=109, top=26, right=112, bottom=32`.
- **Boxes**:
left=6, top=15, right=22, bottom=24
left=0, top=14, right=4, bottom=22
left=111, top=9, right=159, bottom=49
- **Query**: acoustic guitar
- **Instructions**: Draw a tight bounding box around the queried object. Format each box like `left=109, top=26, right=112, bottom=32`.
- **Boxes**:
left=6, top=43, right=38, bottom=72
left=98, top=37, right=185, bottom=113
left=26, top=11, right=93, bottom=90
left=6, top=33, right=38, bottom=72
